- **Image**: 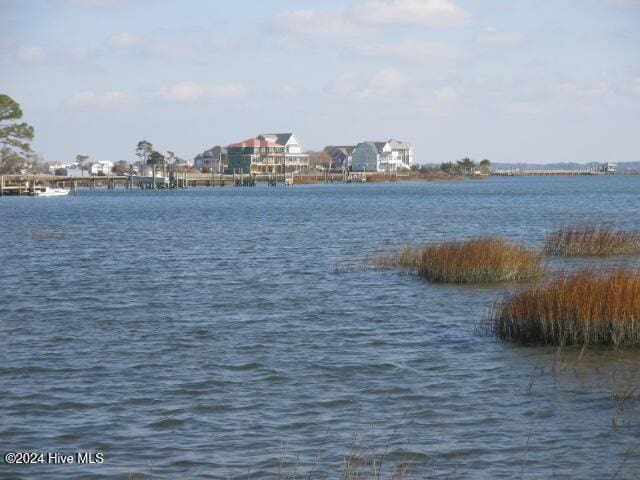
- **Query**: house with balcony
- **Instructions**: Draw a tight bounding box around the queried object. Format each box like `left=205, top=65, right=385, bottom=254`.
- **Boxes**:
left=90, top=161, right=114, bottom=175
left=350, top=140, right=413, bottom=172
left=227, top=138, right=285, bottom=174
left=323, top=145, right=356, bottom=169
left=193, top=146, right=227, bottom=172
left=257, top=133, right=309, bottom=172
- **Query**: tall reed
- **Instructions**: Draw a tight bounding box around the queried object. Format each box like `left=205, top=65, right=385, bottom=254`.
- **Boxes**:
left=375, top=237, right=543, bottom=284
left=491, top=268, right=640, bottom=348
left=545, top=226, right=640, bottom=256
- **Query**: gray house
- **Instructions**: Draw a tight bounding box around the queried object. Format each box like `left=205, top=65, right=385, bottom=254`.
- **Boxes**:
left=193, top=146, right=227, bottom=172
left=323, top=145, right=355, bottom=168
left=350, top=140, right=413, bottom=172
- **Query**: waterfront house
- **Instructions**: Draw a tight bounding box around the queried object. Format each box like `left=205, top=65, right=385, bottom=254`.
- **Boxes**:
left=193, top=146, right=227, bottom=172
left=90, top=161, right=113, bottom=175
left=350, top=140, right=413, bottom=172
left=49, top=163, right=68, bottom=175
left=257, top=133, right=309, bottom=172
left=323, top=145, right=355, bottom=169
left=227, top=138, right=285, bottom=174
left=65, top=165, right=90, bottom=177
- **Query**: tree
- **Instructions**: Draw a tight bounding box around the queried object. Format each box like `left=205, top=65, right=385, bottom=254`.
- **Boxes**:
left=0, top=94, right=35, bottom=174
left=136, top=140, right=153, bottom=165
left=0, top=147, right=25, bottom=174
left=147, top=150, right=165, bottom=165
left=166, top=150, right=176, bottom=164
left=76, top=154, right=89, bottom=168
left=307, top=150, right=332, bottom=170
left=457, top=157, right=476, bottom=176
left=479, top=158, right=491, bottom=174
left=112, top=160, right=133, bottom=175
left=440, top=161, right=458, bottom=175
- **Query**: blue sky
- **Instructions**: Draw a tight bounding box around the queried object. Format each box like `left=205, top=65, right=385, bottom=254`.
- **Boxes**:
left=1, top=0, right=639, bottom=164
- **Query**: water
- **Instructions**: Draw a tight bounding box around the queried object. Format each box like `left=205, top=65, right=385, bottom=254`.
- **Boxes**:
left=1, top=176, right=639, bottom=479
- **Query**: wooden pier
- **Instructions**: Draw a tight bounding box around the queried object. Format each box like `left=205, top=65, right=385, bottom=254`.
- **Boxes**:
left=0, top=169, right=413, bottom=196
left=492, top=169, right=605, bottom=176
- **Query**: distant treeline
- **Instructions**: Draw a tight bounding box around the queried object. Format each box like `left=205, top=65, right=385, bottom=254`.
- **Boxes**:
left=421, top=161, right=640, bottom=172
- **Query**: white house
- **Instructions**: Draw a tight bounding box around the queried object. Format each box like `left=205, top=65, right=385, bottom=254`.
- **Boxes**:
left=257, top=133, right=309, bottom=172
left=48, top=163, right=68, bottom=175
left=350, top=140, right=413, bottom=172
left=90, top=161, right=113, bottom=175
left=66, top=165, right=90, bottom=177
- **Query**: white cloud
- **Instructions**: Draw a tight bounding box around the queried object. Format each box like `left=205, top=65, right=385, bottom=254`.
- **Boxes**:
left=324, top=72, right=361, bottom=95
left=555, top=82, right=611, bottom=100
left=476, top=29, right=523, bottom=45
left=61, top=46, right=90, bottom=61
left=353, top=0, right=471, bottom=27
left=271, top=9, right=372, bottom=37
left=433, top=85, right=459, bottom=105
left=273, top=35, right=316, bottom=53
left=108, top=32, right=196, bottom=60
left=277, top=85, right=301, bottom=97
left=65, top=0, right=140, bottom=6
left=17, top=45, right=46, bottom=62
left=355, top=39, right=464, bottom=62
left=145, top=40, right=195, bottom=60
left=369, top=67, right=408, bottom=91
left=109, top=32, right=142, bottom=47
left=159, top=81, right=247, bottom=102
left=270, top=0, right=469, bottom=38
left=595, top=0, right=640, bottom=7
left=67, top=90, right=137, bottom=107
left=324, top=68, right=409, bottom=98
left=209, top=35, right=245, bottom=51
left=504, top=102, right=544, bottom=115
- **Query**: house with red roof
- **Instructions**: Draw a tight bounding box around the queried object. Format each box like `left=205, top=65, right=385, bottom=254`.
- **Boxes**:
left=227, top=137, right=285, bottom=174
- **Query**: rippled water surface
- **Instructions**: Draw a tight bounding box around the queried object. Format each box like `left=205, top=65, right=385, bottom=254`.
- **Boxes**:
left=2, top=176, right=639, bottom=479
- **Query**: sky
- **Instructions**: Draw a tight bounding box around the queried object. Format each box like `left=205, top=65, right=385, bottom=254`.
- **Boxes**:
left=1, top=0, right=639, bottom=165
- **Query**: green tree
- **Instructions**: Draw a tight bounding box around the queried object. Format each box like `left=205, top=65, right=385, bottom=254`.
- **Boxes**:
left=112, top=160, right=133, bottom=175
left=440, top=161, right=457, bottom=175
left=457, top=157, right=476, bottom=176
left=479, top=158, right=491, bottom=174
left=0, top=94, right=35, bottom=174
left=147, top=150, right=165, bottom=165
left=136, top=140, right=153, bottom=165
left=76, top=154, right=89, bottom=169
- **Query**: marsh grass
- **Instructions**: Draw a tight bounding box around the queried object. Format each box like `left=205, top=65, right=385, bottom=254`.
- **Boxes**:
left=374, top=237, right=543, bottom=284
left=545, top=226, right=640, bottom=256
left=491, top=269, right=640, bottom=348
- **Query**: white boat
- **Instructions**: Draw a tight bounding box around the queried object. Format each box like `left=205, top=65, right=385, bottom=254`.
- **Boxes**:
left=35, top=187, right=70, bottom=197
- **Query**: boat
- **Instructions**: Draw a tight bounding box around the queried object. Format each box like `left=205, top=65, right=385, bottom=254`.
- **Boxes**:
left=34, top=187, right=70, bottom=197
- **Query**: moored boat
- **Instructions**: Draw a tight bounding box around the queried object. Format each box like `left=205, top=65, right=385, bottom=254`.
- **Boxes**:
left=34, top=187, right=70, bottom=197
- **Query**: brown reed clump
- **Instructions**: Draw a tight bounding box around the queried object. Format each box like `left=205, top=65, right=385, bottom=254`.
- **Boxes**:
left=375, top=237, right=543, bottom=284
left=544, top=226, right=640, bottom=256
left=491, top=269, right=640, bottom=348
